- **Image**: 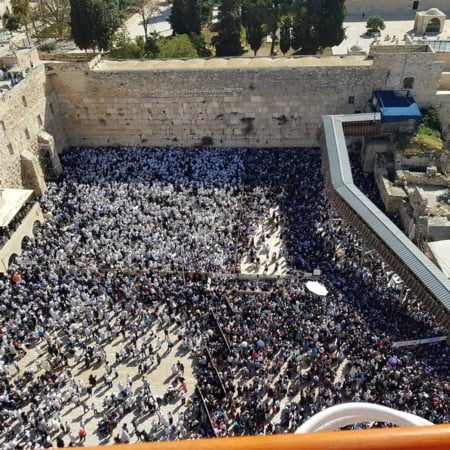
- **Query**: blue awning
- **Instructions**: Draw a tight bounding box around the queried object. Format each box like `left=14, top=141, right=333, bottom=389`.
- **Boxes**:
left=373, top=90, right=421, bottom=124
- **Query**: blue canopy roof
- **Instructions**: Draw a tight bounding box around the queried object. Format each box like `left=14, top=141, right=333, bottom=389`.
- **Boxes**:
left=373, top=90, right=421, bottom=124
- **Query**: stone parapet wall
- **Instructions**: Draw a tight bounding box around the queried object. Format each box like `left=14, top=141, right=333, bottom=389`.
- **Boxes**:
left=428, top=223, right=450, bottom=241
left=370, top=45, right=430, bottom=54
left=436, top=54, right=450, bottom=72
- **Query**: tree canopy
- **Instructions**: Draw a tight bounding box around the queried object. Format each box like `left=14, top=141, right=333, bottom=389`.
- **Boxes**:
left=242, top=0, right=267, bottom=55
left=169, top=0, right=202, bottom=35
left=70, top=0, right=123, bottom=51
left=366, top=15, right=385, bottom=33
left=5, top=15, right=21, bottom=32
left=291, top=0, right=346, bottom=54
left=11, top=0, right=31, bottom=33
left=31, top=0, right=71, bottom=37
left=157, top=33, right=199, bottom=58
left=279, top=18, right=291, bottom=55
left=212, top=0, right=243, bottom=56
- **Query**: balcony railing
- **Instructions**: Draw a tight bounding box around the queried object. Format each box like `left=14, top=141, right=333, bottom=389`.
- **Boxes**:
left=90, top=425, right=450, bottom=450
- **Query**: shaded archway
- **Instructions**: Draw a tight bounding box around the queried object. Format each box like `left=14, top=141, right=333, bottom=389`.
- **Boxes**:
left=426, top=18, right=441, bottom=33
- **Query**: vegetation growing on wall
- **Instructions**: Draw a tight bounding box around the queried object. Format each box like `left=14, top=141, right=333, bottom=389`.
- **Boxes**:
left=395, top=108, right=444, bottom=155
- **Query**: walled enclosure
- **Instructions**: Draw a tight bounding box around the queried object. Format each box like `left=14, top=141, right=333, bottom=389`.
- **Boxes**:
left=45, top=49, right=443, bottom=152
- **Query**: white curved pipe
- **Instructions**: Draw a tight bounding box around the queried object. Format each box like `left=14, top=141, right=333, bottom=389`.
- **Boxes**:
left=295, top=402, right=434, bottom=433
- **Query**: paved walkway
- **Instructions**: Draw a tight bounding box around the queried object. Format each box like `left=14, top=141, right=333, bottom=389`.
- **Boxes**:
left=334, top=13, right=450, bottom=55
left=240, top=207, right=289, bottom=277
left=11, top=317, right=196, bottom=447
left=125, top=1, right=172, bottom=39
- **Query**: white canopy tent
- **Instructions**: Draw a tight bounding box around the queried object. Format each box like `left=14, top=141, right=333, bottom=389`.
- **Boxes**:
left=0, top=188, right=33, bottom=227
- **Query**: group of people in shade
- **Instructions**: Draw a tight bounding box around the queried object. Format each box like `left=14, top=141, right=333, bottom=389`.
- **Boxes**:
left=0, top=147, right=448, bottom=449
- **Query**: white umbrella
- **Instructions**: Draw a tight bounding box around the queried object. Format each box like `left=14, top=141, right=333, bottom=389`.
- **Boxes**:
left=305, top=281, right=328, bottom=296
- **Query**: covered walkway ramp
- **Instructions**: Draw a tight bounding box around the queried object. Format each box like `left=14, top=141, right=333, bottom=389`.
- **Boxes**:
left=321, top=113, right=450, bottom=331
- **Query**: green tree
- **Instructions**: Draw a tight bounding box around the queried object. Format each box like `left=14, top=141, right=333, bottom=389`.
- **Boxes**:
left=70, top=0, right=122, bottom=51
left=109, top=30, right=146, bottom=58
left=188, top=32, right=212, bottom=56
left=169, top=0, right=201, bottom=35
left=291, top=0, right=317, bottom=54
left=212, top=0, right=242, bottom=56
left=264, top=0, right=291, bottom=55
left=31, top=0, right=71, bottom=38
left=157, top=33, right=199, bottom=57
left=11, top=0, right=31, bottom=34
left=315, top=0, right=345, bottom=51
left=197, top=0, right=215, bottom=27
left=242, top=0, right=266, bottom=55
left=279, top=17, right=291, bottom=55
left=5, top=14, right=21, bottom=32
left=246, top=19, right=264, bottom=55
left=366, top=15, right=385, bottom=33
left=421, top=107, right=440, bottom=131
left=291, top=0, right=345, bottom=54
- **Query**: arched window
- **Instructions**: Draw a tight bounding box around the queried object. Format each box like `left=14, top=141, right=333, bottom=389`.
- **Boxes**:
left=403, top=77, right=414, bottom=89
left=22, top=96, right=27, bottom=107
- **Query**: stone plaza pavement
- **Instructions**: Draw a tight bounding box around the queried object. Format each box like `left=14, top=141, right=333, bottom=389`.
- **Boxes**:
left=334, top=12, right=450, bottom=55
left=13, top=318, right=198, bottom=447
left=7, top=206, right=301, bottom=448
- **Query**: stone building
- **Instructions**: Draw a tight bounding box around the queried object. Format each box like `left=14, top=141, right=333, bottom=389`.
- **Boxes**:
left=414, top=8, right=447, bottom=34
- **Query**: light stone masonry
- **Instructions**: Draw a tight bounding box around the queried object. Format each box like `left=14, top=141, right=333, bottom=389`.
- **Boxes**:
left=1, top=48, right=449, bottom=189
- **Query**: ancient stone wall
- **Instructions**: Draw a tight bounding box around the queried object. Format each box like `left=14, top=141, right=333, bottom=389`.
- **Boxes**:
left=47, top=50, right=441, bottom=149
left=0, top=64, right=67, bottom=189
left=370, top=47, right=443, bottom=106
left=437, top=92, right=450, bottom=140
left=48, top=59, right=384, bottom=148
left=0, top=49, right=445, bottom=189
left=374, top=164, right=408, bottom=213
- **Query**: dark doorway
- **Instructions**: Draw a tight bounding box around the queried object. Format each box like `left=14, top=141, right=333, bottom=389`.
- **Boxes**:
left=426, top=18, right=441, bottom=33
left=412, top=1, right=419, bottom=11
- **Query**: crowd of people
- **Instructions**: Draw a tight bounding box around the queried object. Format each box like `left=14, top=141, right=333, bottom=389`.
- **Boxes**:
left=0, top=199, right=37, bottom=249
left=0, top=147, right=448, bottom=449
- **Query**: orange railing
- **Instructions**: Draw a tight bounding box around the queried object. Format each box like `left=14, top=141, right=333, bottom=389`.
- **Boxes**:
left=93, top=425, right=450, bottom=450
